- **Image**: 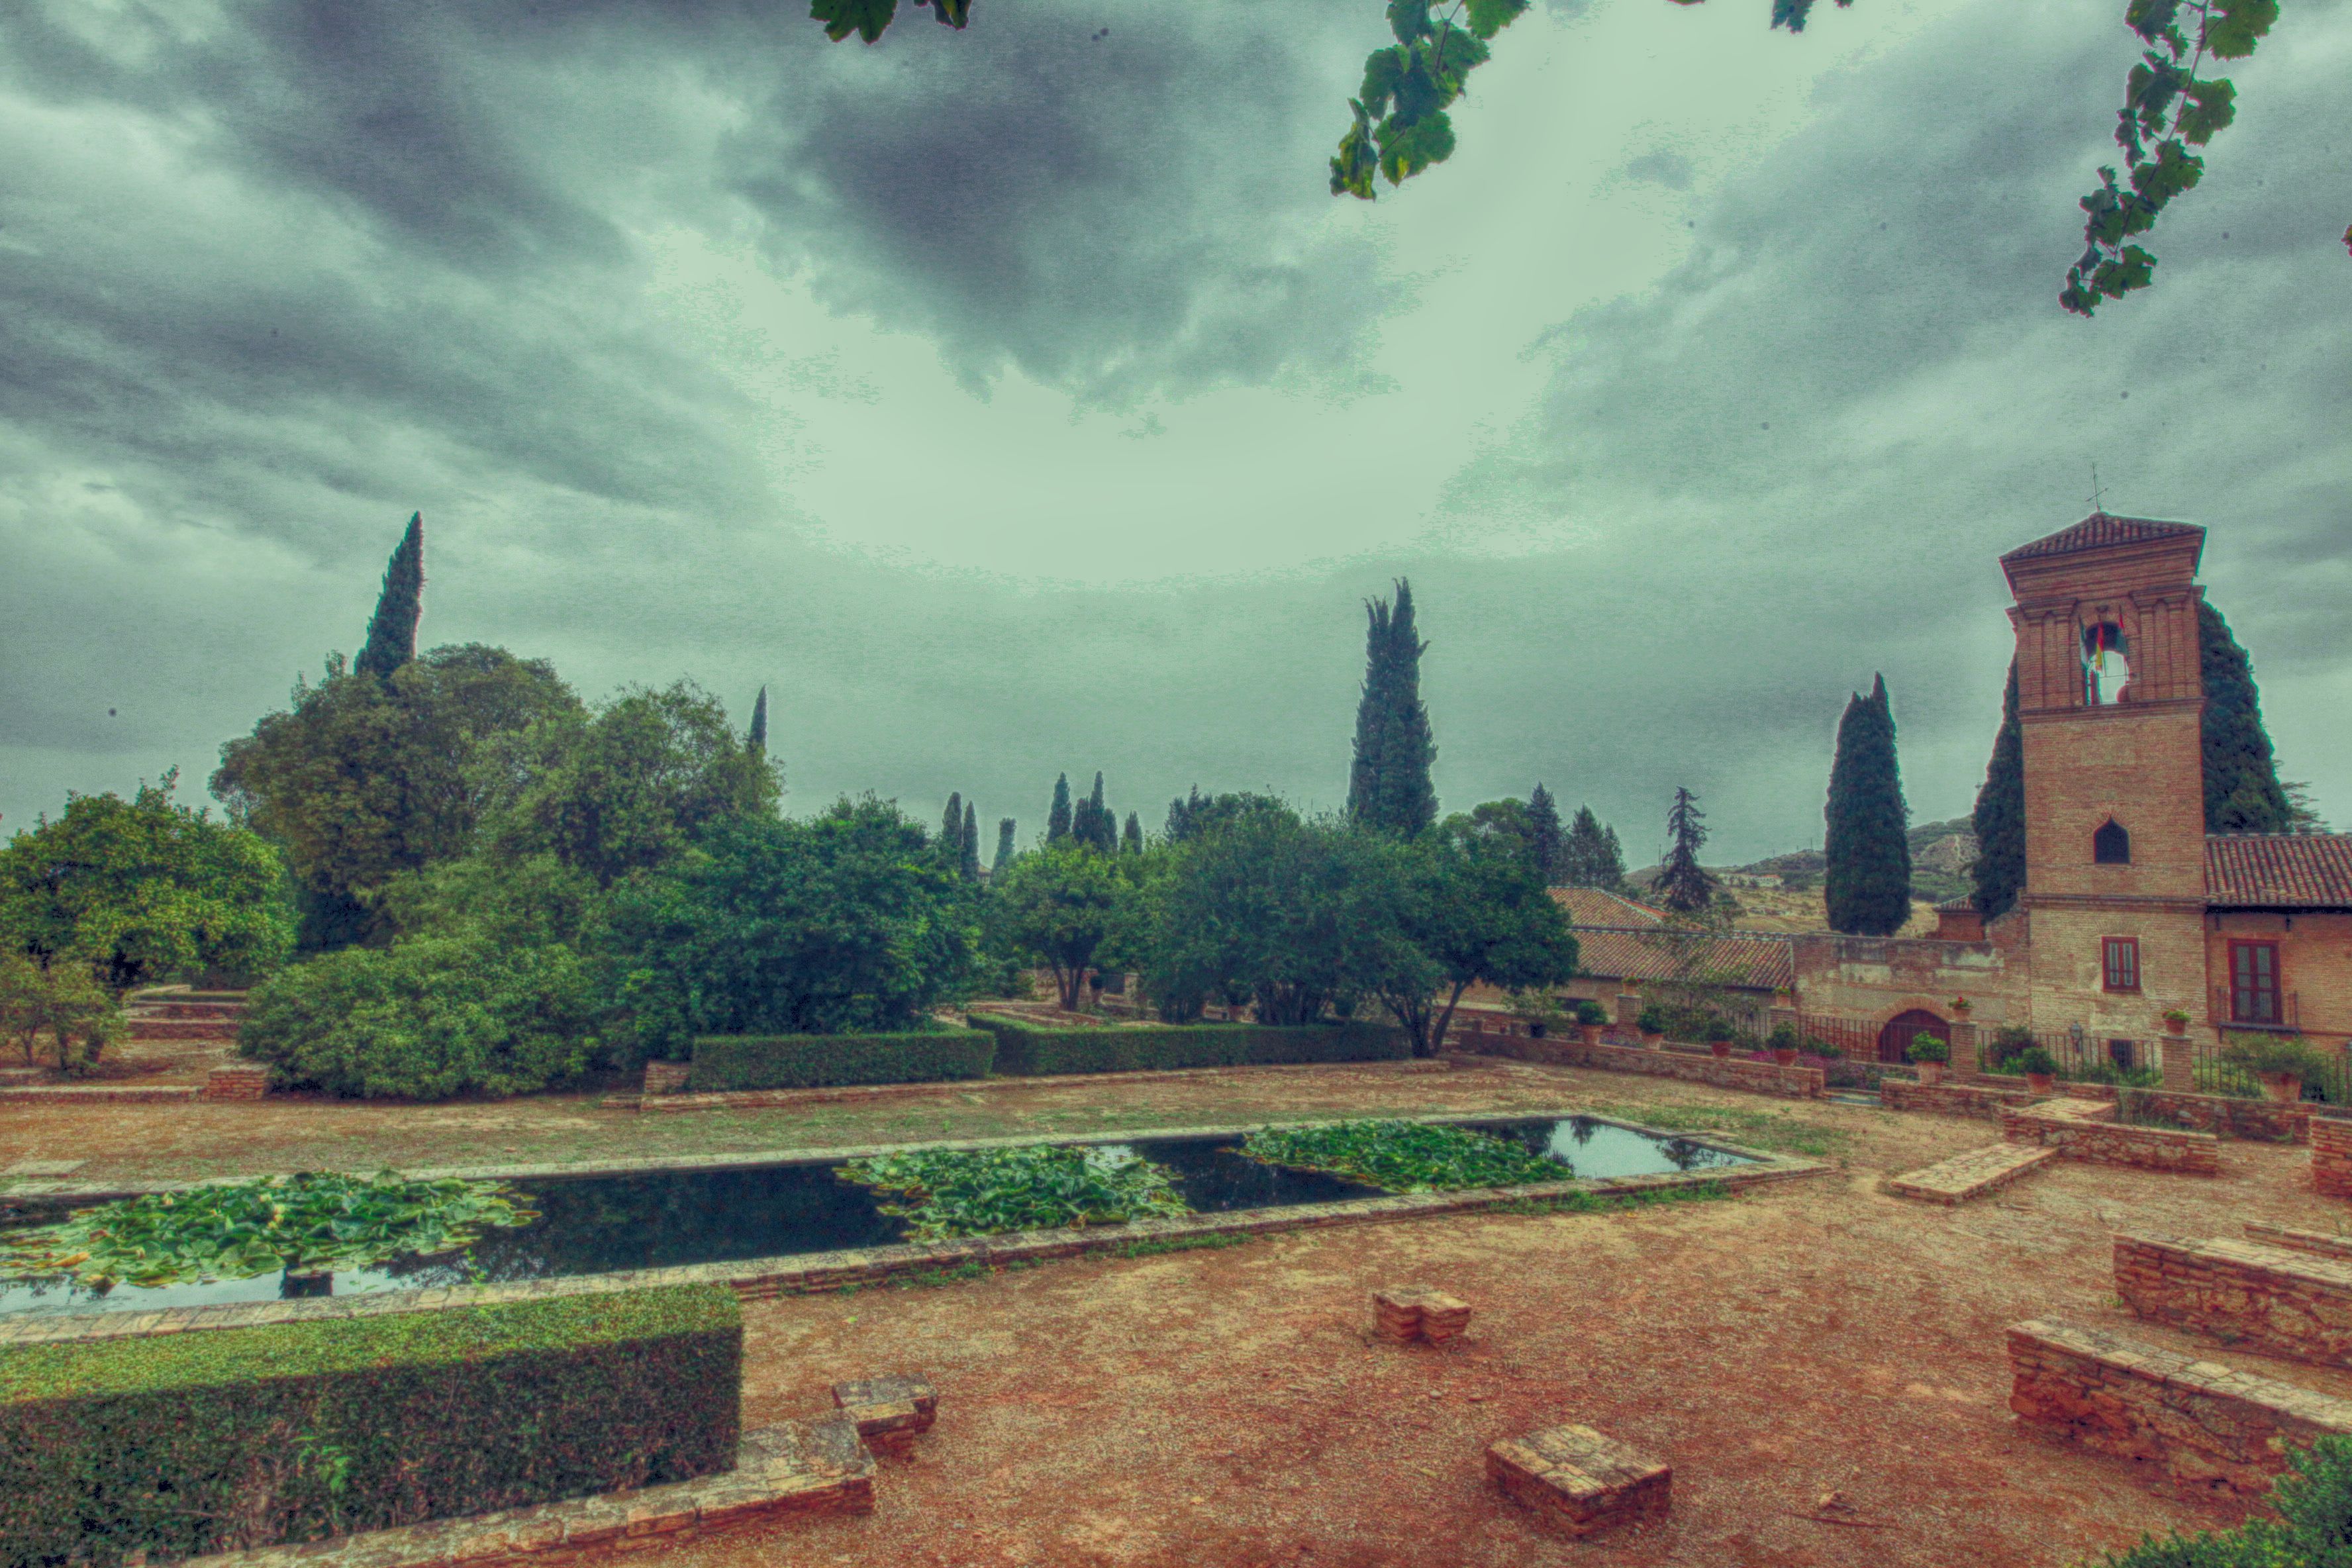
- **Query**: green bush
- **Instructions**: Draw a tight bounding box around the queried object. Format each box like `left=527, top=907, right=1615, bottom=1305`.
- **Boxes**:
left=969, top=1017, right=1406, bottom=1077
left=1571, top=999, right=1610, bottom=1026
left=1767, top=1021, right=1801, bottom=1054
left=0, top=1285, right=740, bottom=1568
left=1988, top=1024, right=2037, bottom=1069
left=1636, top=1005, right=1667, bottom=1034
left=2085, top=1434, right=2352, bottom=1565
left=2010, top=1044, right=2059, bottom=1077
left=2221, top=1031, right=2330, bottom=1082
left=689, top=1025, right=995, bottom=1091
left=2073, top=1059, right=2164, bottom=1089
left=1905, top=1034, right=1950, bottom=1064
left=238, top=934, right=597, bottom=1099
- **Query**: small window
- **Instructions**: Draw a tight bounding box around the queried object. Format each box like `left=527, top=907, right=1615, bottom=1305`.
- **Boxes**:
left=2108, top=1039, right=2136, bottom=1070
left=2082, top=622, right=2132, bottom=705
left=2094, top=820, right=2131, bottom=864
left=2231, top=940, right=2280, bottom=1024
left=2102, top=937, right=2140, bottom=993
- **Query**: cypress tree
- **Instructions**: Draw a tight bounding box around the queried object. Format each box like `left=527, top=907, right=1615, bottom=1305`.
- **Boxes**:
left=1563, top=806, right=1625, bottom=890
left=1048, top=775, right=1072, bottom=843
left=942, top=792, right=965, bottom=861
left=354, top=512, right=424, bottom=681
left=993, top=818, right=1016, bottom=876
left=1348, top=579, right=1438, bottom=835
left=1657, top=788, right=1718, bottom=913
left=1122, top=811, right=1143, bottom=855
left=961, top=802, right=982, bottom=881
left=2200, top=600, right=2292, bottom=834
left=746, top=685, right=769, bottom=756
left=1971, top=660, right=2026, bottom=918
left=1081, top=772, right=1114, bottom=852
left=1526, top=784, right=1564, bottom=885
left=1824, top=674, right=1912, bottom=936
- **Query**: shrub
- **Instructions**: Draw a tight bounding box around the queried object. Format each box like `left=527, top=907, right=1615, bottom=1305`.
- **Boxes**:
left=1636, top=1004, right=1666, bottom=1034
left=1767, top=1022, right=1801, bottom=1054
left=0, top=956, right=122, bottom=1076
left=2221, top=1031, right=2330, bottom=1083
left=1905, top=1034, right=1950, bottom=1064
left=1241, top=1119, right=1573, bottom=1193
left=0, top=1285, right=740, bottom=1568
left=238, top=935, right=597, bottom=1099
left=2073, top=1059, right=2164, bottom=1089
left=838, top=1144, right=1190, bottom=1242
left=1805, top=1034, right=1845, bottom=1060
left=2010, top=1044, right=2059, bottom=1077
left=2086, top=1435, right=2352, bottom=1565
left=969, top=1018, right=1406, bottom=1077
left=1571, top=999, right=1610, bottom=1026
left=688, top=1026, right=995, bottom=1092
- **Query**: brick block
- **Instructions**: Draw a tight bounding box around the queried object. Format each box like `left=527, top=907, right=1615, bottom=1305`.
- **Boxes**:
left=202, top=1065, right=271, bottom=1102
left=830, top=1374, right=936, bottom=1455
left=1371, top=1285, right=1471, bottom=1345
left=1487, top=1423, right=1670, bottom=1537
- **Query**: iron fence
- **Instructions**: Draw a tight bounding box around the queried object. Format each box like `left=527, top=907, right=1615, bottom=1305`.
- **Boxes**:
left=2189, top=1032, right=2351, bottom=1106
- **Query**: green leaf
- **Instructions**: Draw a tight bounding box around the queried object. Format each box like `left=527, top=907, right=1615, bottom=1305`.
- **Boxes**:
left=1359, top=47, right=1408, bottom=119
left=2176, top=76, right=2237, bottom=145
left=1418, top=24, right=1492, bottom=103
left=1387, top=0, right=1434, bottom=44
left=927, top=0, right=972, bottom=25
left=1377, top=109, right=1456, bottom=185
left=2124, top=0, right=2186, bottom=49
left=811, top=0, right=899, bottom=44
left=1463, top=0, right=1530, bottom=41
left=2128, top=138, right=2203, bottom=209
left=2202, top=0, right=2278, bottom=60
left=2126, top=52, right=2187, bottom=133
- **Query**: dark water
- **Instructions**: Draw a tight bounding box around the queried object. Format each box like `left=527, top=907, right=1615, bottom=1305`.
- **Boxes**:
left=0, top=1117, right=1747, bottom=1317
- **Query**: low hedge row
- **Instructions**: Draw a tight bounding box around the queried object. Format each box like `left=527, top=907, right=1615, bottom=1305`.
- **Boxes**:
left=0, top=1285, right=742, bottom=1568
left=688, top=1026, right=995, bottom=1092
left=968, top=1017, right=1408, bottom=1077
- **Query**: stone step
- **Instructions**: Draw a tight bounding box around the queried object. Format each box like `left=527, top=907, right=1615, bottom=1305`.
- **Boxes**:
left=2116, top=1233, right=2352, bottom=1365
left=1886, top=1143, right=2059, bottom=1204
left=123, top=1018, right=240, bottom=1041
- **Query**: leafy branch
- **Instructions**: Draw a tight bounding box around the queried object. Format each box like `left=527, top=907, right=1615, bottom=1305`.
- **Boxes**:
left=1330, top=0, right=1528, bottom=199
left=2061, top=0, right=2278, bottom=315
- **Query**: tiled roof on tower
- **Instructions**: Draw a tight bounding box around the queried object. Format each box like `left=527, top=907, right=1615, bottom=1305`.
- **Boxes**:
left=2000, top=513, right=2206, bottom=565
left=2206, top=835, right=2352, bottom=908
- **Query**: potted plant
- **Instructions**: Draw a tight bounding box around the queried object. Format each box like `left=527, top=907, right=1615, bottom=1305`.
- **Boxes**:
left=2221, top=1031, right=2324, bottom=1104
left=1949, top=996, right=1973, bottom=1018
left=2012, top=1044, right=2059, bottom=1095
left=1638, top=1004, right=1668, bottom=1048
left=1906, top=1033, right=1951, bottom=1086
left=1573, top=999, right=1610, bottom=1043
left=2161, top=1007, right=2192, bottom=1037
left=1767, top=1021, right=1803, bottom=1067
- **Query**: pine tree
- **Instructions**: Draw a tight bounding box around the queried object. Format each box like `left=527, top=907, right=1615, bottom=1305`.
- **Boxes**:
left=993, top=818, right=1016, bottom=877
left=1048, top=775, right=1072, bottom=843
left=1079, top=772, right=1114, bottom=853
left=942, top=792, right=965, bottom=862
left=1526, top=784, right=1564, bottom=885
left=354, top=512, right=424, bottom=681
left=1656, top=788, right=1718, bottom=914
left=2200, top=600, right=2292, bottom=834
left=1347, top=579, right=1438, bottom=835
left=961, top=802, right=982, bottom=881
left=1122, top=811, right=1143, bottom=855
left=1971, top=660, right=2027, bottom=918
left=746, top=685, right=768, bottom=756
left=1562, top=806, right=1626, bottom=890
left=1823, top=675, right=1912, bottom=936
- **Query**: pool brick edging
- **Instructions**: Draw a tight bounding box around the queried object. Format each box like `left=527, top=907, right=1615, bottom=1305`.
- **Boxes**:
left=0, top=1120, right=1823, bottom=1347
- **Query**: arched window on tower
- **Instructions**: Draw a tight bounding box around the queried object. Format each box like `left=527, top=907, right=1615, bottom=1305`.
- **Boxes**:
left=2082, top=622, right=2131, bottom=705
left=2094, top=819, right=2131, bottom=865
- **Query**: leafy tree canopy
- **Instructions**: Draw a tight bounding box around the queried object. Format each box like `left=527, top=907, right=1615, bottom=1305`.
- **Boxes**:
left=987, top=840, right=1132, bottom=1010
left=1165, top=787, right=1297, bottom=844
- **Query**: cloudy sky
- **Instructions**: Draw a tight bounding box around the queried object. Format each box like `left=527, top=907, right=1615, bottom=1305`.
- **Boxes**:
left=3, top=0, right=2347, bottom=863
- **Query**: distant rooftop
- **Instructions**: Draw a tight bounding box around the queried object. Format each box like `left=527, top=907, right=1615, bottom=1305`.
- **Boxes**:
left=2001, top=512, right=2205, bottom=566
left=1549, top=886, right=1667, bottom=928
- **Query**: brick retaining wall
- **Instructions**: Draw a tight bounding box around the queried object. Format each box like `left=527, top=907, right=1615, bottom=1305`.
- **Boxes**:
left=2000, top=1105, right=2218, bottom=1175
left=0, top=1083, right=198, bottom=1104
left=2315, top=1116, right=2352, bottom=1199
left=2117, top=1088, right=2314, bottom=1142
left=1880, top=1080, right=2041, bottom=1121
left=201, top=1065, right=270, bottom=1101
left=2115, top=1234, right=2352, bottom=1365
left=2008, top=1318, right=2352, bottom=1495
left=1455, top=1036, right=1824, bottom=1099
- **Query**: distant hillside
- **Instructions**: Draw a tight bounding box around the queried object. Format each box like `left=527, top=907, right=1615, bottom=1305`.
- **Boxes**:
left=1627, top=814, right=1977, bottom=910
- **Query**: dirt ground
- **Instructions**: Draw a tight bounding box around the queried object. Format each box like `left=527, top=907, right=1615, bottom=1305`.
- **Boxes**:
left=6, top=1059, right=2343, bottom=1566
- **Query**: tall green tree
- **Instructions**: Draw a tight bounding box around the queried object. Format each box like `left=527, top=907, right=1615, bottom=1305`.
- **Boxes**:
left=1561, top=805, right=1626, bottom=891
left=1971, top=660, right=2027, bottom=918
left=1048, top=773, right=1073, bottom=844
left=1655, top=788, right=1718, bottom=914
left=354, top=513, right=424, bottom=681
left=988, top=842, right=1129, bottom=1009
left=1347, top=579, right=1438, bottom=836
left=1824, top=674, right=1912, bottom=936
left=962, top=802, right=983, bottom=881
left=747, top=686, right=769, bottom=757
left=1166, top=787, right=1292, bottom=844
left=993, top=818, right=1017, bottom=877
left=941, top=792, right=965, bottom=863
left=1526, top=784, right=1564, bottom=885
left=1121, top=811, right=1144, bottom=856
left=2200, top=600, right=2294, bottom=834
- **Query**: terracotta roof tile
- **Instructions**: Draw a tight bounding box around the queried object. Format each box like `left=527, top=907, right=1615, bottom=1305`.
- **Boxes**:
left=2206, top=835, right=2352, bottom=908
left=1569, top=926, right=1794, bottom=991
left=1934, top=895, right=1978, bottom=912
left=2000, top=513, right=2204, bottom=565
left=1548, top=887, right=1668, bottom=928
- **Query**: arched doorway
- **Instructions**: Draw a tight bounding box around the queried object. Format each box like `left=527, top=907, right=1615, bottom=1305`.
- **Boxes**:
left=1878, top=1008, right=1947, bottom=1065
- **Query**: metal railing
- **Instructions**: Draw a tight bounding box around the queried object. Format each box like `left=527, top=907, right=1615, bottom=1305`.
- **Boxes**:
left=2190, top=1032, right=2349, bottom=1105
left=2212, top=986, right=2300, bottom=1032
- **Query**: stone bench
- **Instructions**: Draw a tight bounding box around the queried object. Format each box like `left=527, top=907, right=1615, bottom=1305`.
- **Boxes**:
left=1371, top=1285, right=1471, bottom=1345
left=830, top=1375, right=937, bottom=1455
left=1487, top=1423, right=1670, bottom=1537
left=1885, top=1143, right=2059, bottom=1204
left=2116, top=1234, right=2352, bottom=1365
left=2008, top=1318, right=2352, bottom=1496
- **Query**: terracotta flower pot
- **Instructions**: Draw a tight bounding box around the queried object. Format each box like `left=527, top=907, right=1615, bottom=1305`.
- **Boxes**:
left=1771, top=1048, right=1798, bottom=1067
left=1710, top=1041, right=1732, bottom=1059
left=2024, top=1071, right=2055, bottom=1095
left=2260, top=1072, right=2305, bottom=1104
left=2165, top=1018, right=2188, bottom=1036
left=1642, top=1031, right=1664, bottom=1048
left=1918, top=1061, right=1945, bottom=1086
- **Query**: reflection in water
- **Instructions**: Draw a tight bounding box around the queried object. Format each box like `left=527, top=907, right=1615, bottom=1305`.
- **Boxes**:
left=1, top=1116, right=1750, bottom=1316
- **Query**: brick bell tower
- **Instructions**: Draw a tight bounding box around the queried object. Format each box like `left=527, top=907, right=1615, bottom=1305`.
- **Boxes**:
left=1999, top=513, right=2211, bottom=1074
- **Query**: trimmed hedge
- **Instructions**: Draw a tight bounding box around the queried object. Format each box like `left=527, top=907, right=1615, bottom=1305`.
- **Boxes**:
left=0, top=1285, right=741, bottom=1568
left=968, top=1017, right=1408, bottom=1077
left=688, top=1026, right=995, bottom=1092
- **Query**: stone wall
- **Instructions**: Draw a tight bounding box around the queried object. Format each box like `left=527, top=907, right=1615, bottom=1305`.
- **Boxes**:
left=2000, top=1105, right=2219, bottom=1175
left=2115, top=1234, right=2352, bottom=1365
left=1881, top=1080, right=2042, bottom=1122
left=2118, top=1087, right=2315, bottom=1142
left=1457, top=1034, right=1824, bottom=1100
left=201, top=1064, right=270, bottom=1101
left=2314, top=1116, right=2352, bottom=1199
left=2007, top=1317, right=2352, bottom=1496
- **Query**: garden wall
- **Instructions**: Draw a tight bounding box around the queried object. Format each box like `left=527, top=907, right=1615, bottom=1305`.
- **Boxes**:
left=2000, top=1106, right=2218, bottom=1175
left=0, top=1285, right=742, bottom=1567
left=2116, top=1087, right=2316, bottom=1142
left=965, top=1018, right=1407, bottom=1077
left=2007, top=1317, right=2352, bottom=1496
left=688, top=1028, right=995, bottom=1093
left=2114, top=1234, right=2352, bottom=1365
left=1455, top=1035, right=1824, bottom=1100
left=2315, top=1116, right=2352, bottom=1199
left=1879, top=1080, right=2040, bottom=1121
